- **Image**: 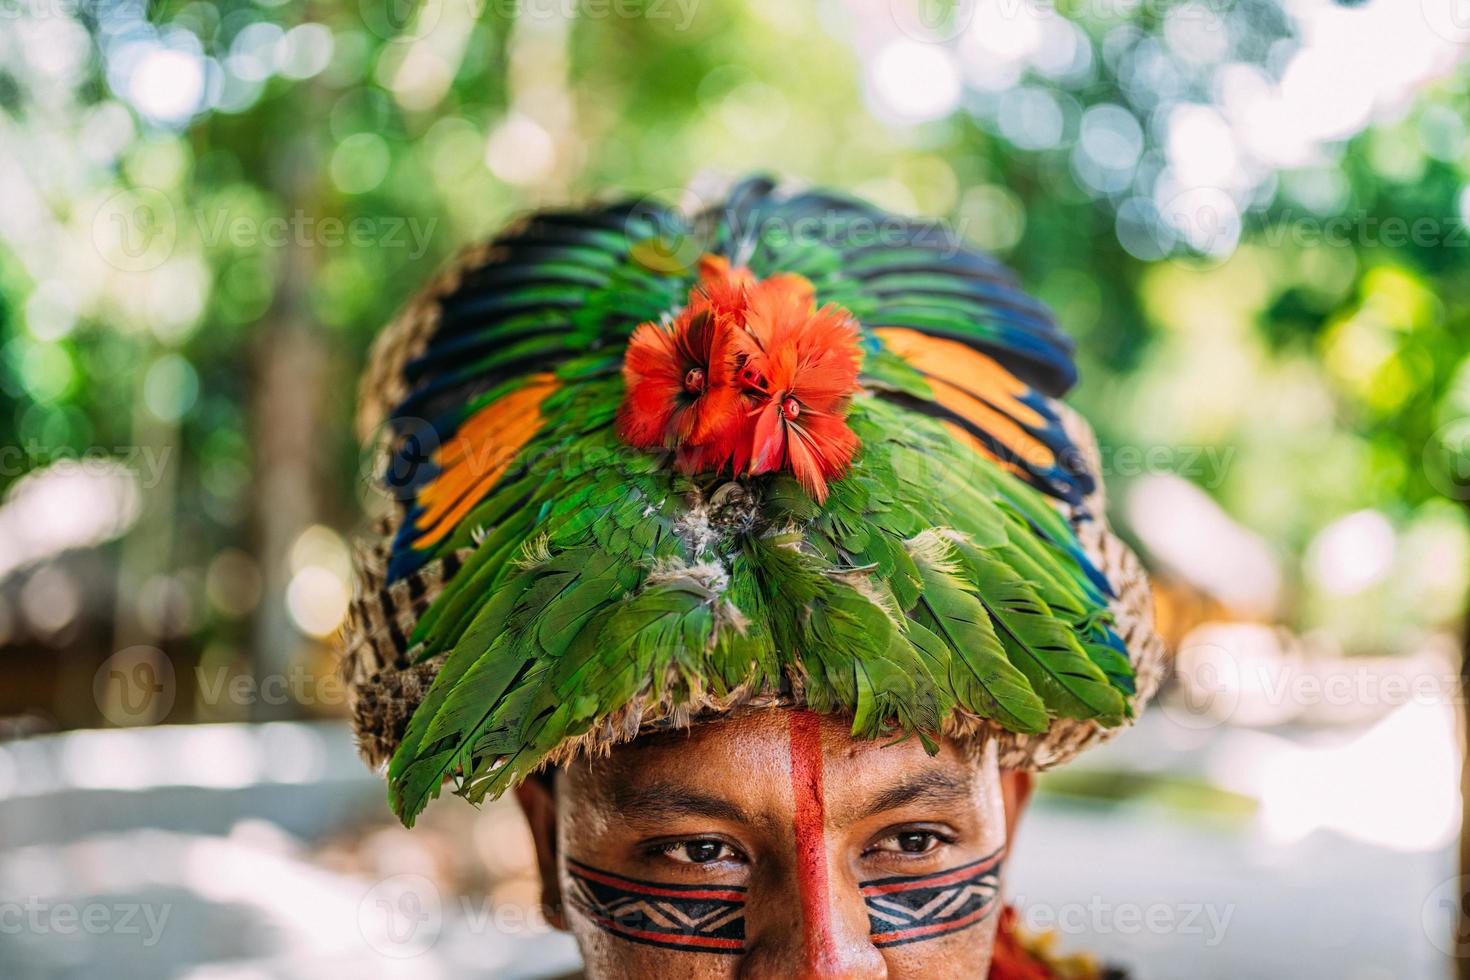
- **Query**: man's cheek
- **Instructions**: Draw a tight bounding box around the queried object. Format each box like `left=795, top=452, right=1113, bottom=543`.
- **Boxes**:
left=860, top=846, right=1005, bottom=948
left=564, top=857, right=746, bottom=963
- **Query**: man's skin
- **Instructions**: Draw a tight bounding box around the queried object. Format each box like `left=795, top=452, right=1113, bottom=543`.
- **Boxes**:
left=516, top=709, right=1034, bottom=979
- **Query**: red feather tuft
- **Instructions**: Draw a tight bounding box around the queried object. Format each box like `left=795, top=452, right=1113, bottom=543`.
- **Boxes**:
left=737, top=282, right=862, bottom=501
left=617, top=255, right=862, bottom=497
left=619, top=307, right=747, bottom=471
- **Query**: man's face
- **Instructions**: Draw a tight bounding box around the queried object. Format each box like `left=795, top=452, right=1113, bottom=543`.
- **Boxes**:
left=517, top=709, right=1022, bottom=978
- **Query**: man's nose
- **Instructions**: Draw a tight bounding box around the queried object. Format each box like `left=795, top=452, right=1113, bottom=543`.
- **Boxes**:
left=739, top=866, right=888, bottom=980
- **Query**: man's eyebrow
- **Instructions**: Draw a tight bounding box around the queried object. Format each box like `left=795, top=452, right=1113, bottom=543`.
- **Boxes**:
left=856, top=769, right=973, bottom=821
left=612, top=782, right=751, bottom=824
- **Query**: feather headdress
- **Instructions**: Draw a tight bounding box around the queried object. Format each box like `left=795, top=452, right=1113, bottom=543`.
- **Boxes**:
left=340, top=177, right=1164, bottom=827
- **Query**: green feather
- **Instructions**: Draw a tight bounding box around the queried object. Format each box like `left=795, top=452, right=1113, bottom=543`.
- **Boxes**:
left=950, top=538, right=1125, bottom=724
left=1083, top=639, right=1136, bottom=696
left=464, top=577, right=725, bottom=803
left=388, top=565, right=538, bottom=825
left=905, top=532, right=1048, bottom=734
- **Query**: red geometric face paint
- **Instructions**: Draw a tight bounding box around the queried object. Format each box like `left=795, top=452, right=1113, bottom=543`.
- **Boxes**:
left=788, top=710, right=840, bottom=971
left=859, top=847, right=1004, bottom=947
left=565, top=857, right=746, bottom=954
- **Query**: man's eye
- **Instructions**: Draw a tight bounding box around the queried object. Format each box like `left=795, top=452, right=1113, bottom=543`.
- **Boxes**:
left=872, top=830, right=946, bottom=856
left=661, top=840, right=735, bottom=864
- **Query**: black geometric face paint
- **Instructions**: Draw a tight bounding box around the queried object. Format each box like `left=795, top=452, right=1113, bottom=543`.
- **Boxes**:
left=859, top=847, right=1004, bottom=947
left=565, top=856, right=746, bottom=954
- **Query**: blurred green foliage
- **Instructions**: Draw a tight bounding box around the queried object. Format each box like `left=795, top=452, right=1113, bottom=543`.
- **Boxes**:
left=1, top=0, right=1467, bottom=725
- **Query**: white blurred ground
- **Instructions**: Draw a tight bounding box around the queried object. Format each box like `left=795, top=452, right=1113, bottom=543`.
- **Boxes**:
left=0, top=703, right=1457, bottom=979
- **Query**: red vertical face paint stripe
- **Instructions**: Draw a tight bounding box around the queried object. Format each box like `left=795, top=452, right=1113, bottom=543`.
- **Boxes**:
left=788, top=711, right=838, bottom=973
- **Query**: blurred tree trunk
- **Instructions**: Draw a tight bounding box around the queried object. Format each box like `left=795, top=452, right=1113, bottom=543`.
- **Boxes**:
left=249, top=316, right=324, bottom=720
left=248, top=137, right=325, bottom=722
left=96, top=366, right=177, bottom=726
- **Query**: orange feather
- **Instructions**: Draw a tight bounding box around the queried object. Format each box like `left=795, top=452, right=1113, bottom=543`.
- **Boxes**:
left=925, top=374, right=1055, bottom=470
left=412, top=374, right=558, bottom=549
left=874, top=327, right=1046, bottom=429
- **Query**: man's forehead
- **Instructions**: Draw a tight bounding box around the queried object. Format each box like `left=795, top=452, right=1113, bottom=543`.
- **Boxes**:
left=572, top=710, right=985, bottom=823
